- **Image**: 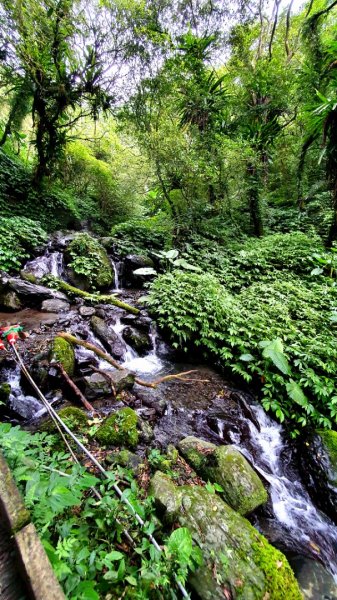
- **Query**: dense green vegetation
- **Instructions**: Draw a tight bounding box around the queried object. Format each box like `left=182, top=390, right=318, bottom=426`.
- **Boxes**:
left=1, top=0, right=336, bottom=431
left=0, top=423, right=202, bottom=599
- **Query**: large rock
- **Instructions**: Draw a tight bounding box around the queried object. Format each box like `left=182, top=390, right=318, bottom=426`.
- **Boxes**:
left=41, top=299, right=70, bottom=313
left=0, top=290, right=21, bottom=311
left=122, top=326, right=151, bottom=355
left=300, top=430, right=337, bottom=524
left=124, top=254, right=155, bottom=288
left=90, top=316, right=126, bottom=359
left=178, top=436, right=267, bottom=515
left=7, top=278, right=67, bottom=305
left=95, top=408, right=139, bottom=448
left=150, top=472, right=302, bottom=600
left=65, top=233, right=113, bottom=291
left=83, top=369, right=135, bottom=400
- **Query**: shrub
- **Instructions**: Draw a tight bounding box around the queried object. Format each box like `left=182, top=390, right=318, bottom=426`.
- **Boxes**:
left=0, top=216, right=47, bottom=271
left=111, top=214, right=173, bottom=256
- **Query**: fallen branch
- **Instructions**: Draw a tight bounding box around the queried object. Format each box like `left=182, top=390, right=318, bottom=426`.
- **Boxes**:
left=58, top=332, right=208, bottom=389
left=55, top=361, right=99, bottom=414
left=49, top=278, right=139, bottom=315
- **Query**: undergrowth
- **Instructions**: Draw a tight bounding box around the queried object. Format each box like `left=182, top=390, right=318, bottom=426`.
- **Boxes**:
left=0, top=423, right=201, bottom=600
left=146, top=232, right=337, bottom=433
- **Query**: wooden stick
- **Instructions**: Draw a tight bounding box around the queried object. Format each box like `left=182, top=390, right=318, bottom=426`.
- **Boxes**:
left=55, top=361, right=98, bottom=414
left=58, top=331, right=208, bottom=389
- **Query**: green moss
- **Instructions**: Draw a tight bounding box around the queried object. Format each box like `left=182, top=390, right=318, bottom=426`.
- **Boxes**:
left=95, top=408, right=139, bottom=448
left=51, top=336, right=75, bottom=375
left=0, top=383, right=11, bottom=404
left=66, top=233, right=113, bottom=290
left=40, top=406, right=88, bottom=433
left=251, top=538, right=303, bottom=600
left=318, top=430, right=337, bottom=469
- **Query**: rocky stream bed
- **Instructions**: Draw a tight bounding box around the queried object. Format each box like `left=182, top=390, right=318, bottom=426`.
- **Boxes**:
left=1, top=232, right=337, bottom=599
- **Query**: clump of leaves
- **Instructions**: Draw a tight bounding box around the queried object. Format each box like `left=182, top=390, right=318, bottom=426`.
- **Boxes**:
left=0, top=216, right=47, bottom=271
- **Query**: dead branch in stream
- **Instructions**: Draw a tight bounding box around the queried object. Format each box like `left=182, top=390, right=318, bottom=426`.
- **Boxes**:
left=58, top=332, right=209, bottom=389
left=55, top=361, right=99, bottom=414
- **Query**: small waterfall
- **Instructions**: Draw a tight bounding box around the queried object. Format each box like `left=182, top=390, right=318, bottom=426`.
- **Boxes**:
left=111, top=259, right=120, bottom=291
left=232, top=404, right=337, bottom=580
left=23, top=245, right=65, bottom=280
left=111, top=317, right=137, bottom=363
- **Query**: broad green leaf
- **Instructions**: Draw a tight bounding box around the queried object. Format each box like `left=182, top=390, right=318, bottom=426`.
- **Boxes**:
left=286, top=380, right=309, bottom=408
left=260, top=338, right=290, bottom=375
left=166, top=527, right=193, bottom=563
left=240, top=353, right=254, bottom=362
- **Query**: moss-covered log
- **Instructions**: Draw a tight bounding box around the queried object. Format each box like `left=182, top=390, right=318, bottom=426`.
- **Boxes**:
left=48, top=278, right=139, bottom=315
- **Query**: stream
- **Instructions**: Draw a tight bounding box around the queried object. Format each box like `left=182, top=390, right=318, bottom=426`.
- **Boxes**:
left=1, top=234, right=337, bottom=599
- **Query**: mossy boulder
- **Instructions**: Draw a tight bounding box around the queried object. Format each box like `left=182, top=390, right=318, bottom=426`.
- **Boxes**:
left=95, top=408, right=138, bottom=448
left=106, top=448, right=144, bottom=473
left=41, top=406, right=88, bottom=433
left=65, top=233, right=113, bottom=291
left=50, top=336, right=75, bottom=376
left=83, top=370, right=135, bottom=401
left=300, top=429, right=337, bottom=524
left=178, top=437, right=267, bottom=515
left=150, top=472, right=302, bottom=600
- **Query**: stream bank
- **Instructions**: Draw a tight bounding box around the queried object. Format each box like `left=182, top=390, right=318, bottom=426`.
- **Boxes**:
left=0, top=231, right=337, bottom=599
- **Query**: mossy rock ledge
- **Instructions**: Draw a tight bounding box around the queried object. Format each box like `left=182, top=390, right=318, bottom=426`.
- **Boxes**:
left=150, top=472, right=302, bottom=600
left=178, top=436, right=267, bottom=514
left=95, top=408, right=139, bottom=448
left=50, top=336, right=75, bottom=376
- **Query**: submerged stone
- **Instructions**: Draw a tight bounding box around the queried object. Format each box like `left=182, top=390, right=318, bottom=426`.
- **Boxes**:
left=178, top=436, right=267, bottom=514
left=150, top=472, right=302, bottom=600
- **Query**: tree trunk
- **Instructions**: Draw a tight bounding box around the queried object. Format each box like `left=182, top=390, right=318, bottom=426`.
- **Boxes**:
left=247, top=162, right=264, bottom=237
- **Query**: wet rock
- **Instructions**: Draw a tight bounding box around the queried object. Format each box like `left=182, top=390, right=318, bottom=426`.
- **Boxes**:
left=122, top=326, right=151, bottom=355
left=300, top=430, right=337, bottom=524
left=150, top=473, right=302, bottom=600
left=7, top=278, right=67, bottom=305
left=0, top=290, right=21, bottom=311
left=9, top=394, right=44, bottom=420
left=138, top=419, right=154, bottom=444
left=178, top=436, right=267, bottom=515
left=90, top=316, right=126, bottom=359
left=79, top=306, right=96, bottom=317
left=121, top=314, right=152, bottom=331
left=50, top=337, right=75, bottom=376
left=41, top=299, right=70, bottom=313
left=83, top=369, right=135, bottom=400
left=106, top=448, right=144, bottom=472
left=95, top=408, right=139, bottom=448
left=124, top=254, right=155, bottom=287
left=20, top=270, right=38, bottom=284
left=290, top=556, right=337, bottom=599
